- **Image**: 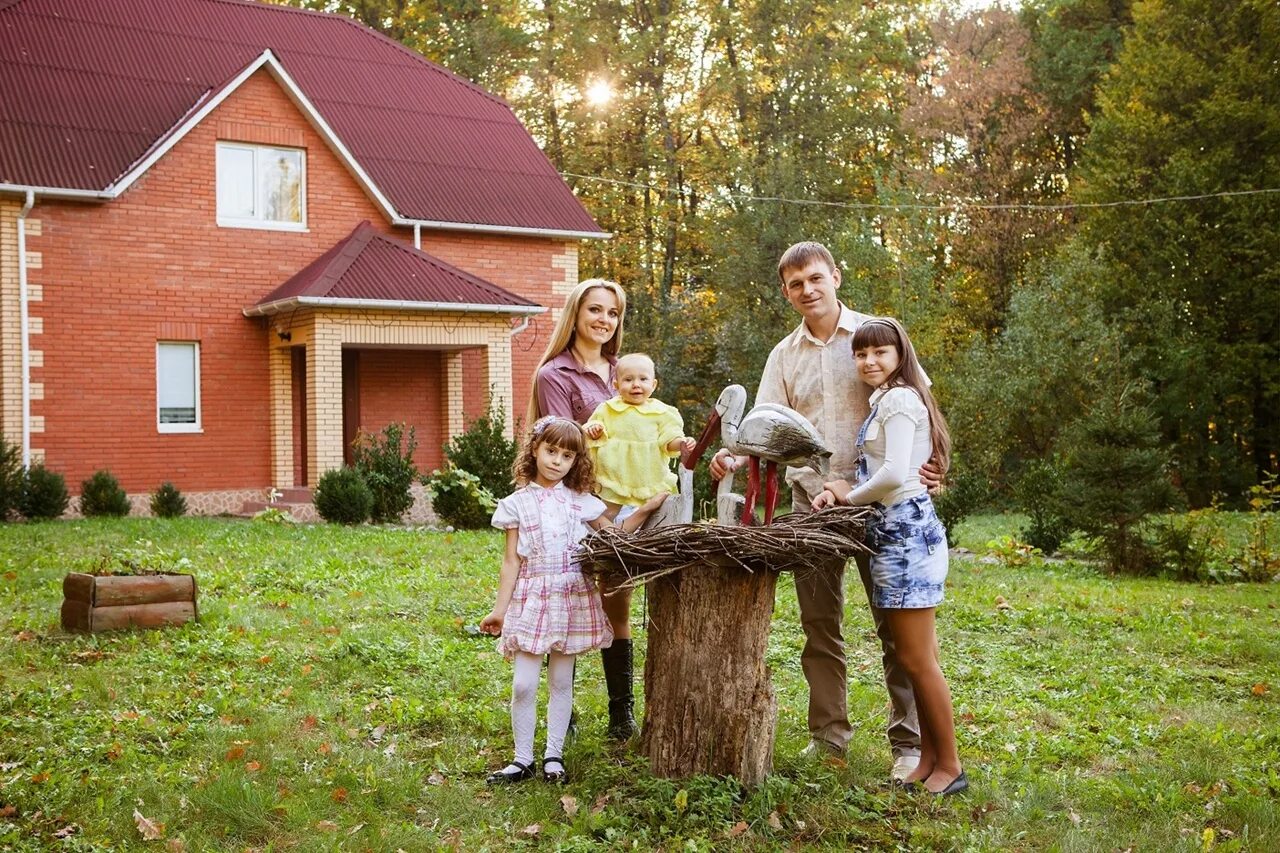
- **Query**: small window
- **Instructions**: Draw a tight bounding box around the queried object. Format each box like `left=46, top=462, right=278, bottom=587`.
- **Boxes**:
left=157, top=342, right=201, bottom=433
left=216, top=142, right=305, bottom=230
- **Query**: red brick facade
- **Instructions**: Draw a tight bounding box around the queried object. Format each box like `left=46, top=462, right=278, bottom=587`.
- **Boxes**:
left=19, top=69, right=574, bottom=497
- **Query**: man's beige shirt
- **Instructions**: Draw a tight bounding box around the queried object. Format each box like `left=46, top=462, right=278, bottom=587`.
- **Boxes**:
left=756, top=304, right=874, bottom=501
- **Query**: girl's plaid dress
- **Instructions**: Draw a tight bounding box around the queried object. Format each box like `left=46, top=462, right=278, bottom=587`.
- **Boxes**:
left=490, top=482, right=614, bottom=659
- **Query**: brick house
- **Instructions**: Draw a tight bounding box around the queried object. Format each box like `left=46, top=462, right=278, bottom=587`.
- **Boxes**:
left=0, top=0, right=606, bottom=517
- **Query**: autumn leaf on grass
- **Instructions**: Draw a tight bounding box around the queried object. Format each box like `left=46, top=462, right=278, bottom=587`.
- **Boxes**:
left=300, top=664, right=314, bottom=675
left=106, top=742, right=123, bottom=761
left=727, top=821, right=749, bottom=838
left=1252, top=683, right=1270, bottom=696
left=29, top=772, right=49, bottom=784
left=165, top=839, right=187, bottom=852
left=560, top=795, right=578, bottom=817
left=332, top=787, right=349, bottom=803
left=317, top=742, right=333, bottom=755
left=133, top=809, right=165, bottom=840
left=426, top=772, right=445, bottom=786
left=591, top=794, right=610, bottom=814
left=301, top=715, right=318, bottom=730
left=224, top=747, right=245, bottom=762
left=14, top=631, right=36, bottom=642
left=994, top=595, right=1012, bottom=611
left=245, top=761, right=261, bottom=773
left=767, top=811, right=782, bottom=830
left=316, top=820, right=339, bottom=832
left=53, top=824, right=80, bottom=839
left=0, top=805, right=17, bottom=818
left=519, top=824, right=541, bottom=838
left=258, top=655, right=273, bottom=665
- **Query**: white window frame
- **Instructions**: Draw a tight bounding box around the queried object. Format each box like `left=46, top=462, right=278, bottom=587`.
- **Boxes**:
left=156, top=341, right=202, bottom=434
left=215, top=142, right=308, bottom=231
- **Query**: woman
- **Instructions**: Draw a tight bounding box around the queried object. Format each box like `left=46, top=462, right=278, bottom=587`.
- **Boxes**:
left=527, top=278, right=639, bottom=740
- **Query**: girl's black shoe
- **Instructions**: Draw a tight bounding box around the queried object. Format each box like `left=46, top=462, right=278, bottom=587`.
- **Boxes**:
left=485, top=761, right=534, bottom=786
left=932, top=771, right=969, bottom=796
left=541, top=756, right=568, bottom=784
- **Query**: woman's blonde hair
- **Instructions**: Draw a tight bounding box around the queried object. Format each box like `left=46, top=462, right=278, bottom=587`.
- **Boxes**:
left=851, top=317, right=951, bottom=475
left=524, top=278, right=627, bottom=429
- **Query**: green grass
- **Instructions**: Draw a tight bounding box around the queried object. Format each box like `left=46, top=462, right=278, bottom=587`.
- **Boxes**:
left=1, top=514, right=1277, bottom=851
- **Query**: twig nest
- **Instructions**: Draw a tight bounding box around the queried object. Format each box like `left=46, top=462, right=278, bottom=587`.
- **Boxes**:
left=579, top=506, right=879, bottom=589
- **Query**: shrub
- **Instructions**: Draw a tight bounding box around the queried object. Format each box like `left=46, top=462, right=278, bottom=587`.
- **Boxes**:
left=352, top=422, right=418, bottom=524
left=423, top=466, right=496, bottom=530
left=314, top=467, right=373, bottom=525
left=19, top=465, right=69, bottom=520
left=0, top=438, right=21, bottom=521
left=443, top=396, right=518, bottom=499
left=932, top=466, right=992, bottom=547
left=149, top=482, right=188, bottom=518
left=1013, top=460, right=1073, bottom=555
left=79, top=469, right=131, bottom=517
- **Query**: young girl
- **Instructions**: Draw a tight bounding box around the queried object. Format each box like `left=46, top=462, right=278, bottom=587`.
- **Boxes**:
left=812, top=317, right=965, bottom=796
left=481, top=416, right=661, bottom=785
left=583, top=352, right=694, bottom=520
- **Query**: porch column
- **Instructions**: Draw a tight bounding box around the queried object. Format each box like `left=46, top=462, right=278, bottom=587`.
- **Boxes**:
left=485, top=330, right=513, bottom=439
left=307, top=319, right=344, bottom=483
left=444, top=351, right=466, bottom=440
left=267, top=343, right=293, bottom=488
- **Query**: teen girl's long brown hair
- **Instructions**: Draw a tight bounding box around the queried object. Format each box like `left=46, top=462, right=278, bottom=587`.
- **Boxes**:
left=512, top=417, right=597, bottom=494
left=524, top=279, right=627, bottom=431
left=851, top=317, right=951, bottom=475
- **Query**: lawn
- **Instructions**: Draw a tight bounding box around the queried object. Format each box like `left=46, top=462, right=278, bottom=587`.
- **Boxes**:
left=1, top=514, right=1277, bottom=851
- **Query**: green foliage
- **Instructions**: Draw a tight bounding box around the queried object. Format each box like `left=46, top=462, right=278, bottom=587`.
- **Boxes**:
left=1056, top=386, right=1179, bottom=573
left=313, top=467, right=373, bottom=525
left=149, top=482, right=188, bottom=518
left=933, top=466, right=994, bottom=547
left=79, top=469, right=131, bottom=518
left=19, top=464, right=69, bottom=520
left=442, top=396, right=517, bottom=499
left=422, top=465, right=496, bottom=530
left=0, top=437, right=21, bottom=521
left=1013, top=459, right=1073, bottom=555
left=352, top=422, right=419, bottom=524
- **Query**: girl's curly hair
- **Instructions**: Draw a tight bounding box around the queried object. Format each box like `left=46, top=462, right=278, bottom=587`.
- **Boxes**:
left=513, top=417, right=597, bottom=494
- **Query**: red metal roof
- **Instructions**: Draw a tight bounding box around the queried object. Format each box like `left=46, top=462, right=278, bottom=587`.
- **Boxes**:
left=247, top=221, right=543, bottom=315
left=0, top=0, right=604, bottom=235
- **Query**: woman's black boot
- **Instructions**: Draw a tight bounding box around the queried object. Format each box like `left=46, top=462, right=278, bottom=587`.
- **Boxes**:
left=601, top=639, right=639, bottom=741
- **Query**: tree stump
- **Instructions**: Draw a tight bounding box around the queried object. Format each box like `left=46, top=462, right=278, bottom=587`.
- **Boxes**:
left=641, top=560, right=778, bottom=786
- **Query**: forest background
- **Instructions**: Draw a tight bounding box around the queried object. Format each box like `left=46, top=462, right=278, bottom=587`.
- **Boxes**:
left=285, top=0, right=1278, bottom=532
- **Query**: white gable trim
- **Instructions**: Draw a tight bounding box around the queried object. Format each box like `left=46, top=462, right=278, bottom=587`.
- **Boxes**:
left=243, top=296, right=549, bottom=317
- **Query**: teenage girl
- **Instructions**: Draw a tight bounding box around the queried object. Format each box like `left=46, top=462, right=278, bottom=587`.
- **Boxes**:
left=813, top=317, right=966, bottom=796
left=481, top=416, right=660, bottom=784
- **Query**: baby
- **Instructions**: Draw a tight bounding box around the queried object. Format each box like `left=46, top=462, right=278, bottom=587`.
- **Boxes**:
left=584, top=353, right=695, bottom=519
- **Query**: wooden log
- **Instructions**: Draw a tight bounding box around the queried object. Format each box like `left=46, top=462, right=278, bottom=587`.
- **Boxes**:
left=641, top=561, right=778, bottom=786
left=91, top=574, right=195, bottom=607
left=62, top=600, right=197, bottom=632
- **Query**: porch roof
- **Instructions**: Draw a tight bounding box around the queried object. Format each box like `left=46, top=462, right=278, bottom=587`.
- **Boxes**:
left=244, top=221, right=546, bottom=317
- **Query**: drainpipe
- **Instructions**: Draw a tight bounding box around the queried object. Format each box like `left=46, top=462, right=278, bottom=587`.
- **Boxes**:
left=413, top=222, right=421, bottom=250
left=17, top=190, right=34, bottom=467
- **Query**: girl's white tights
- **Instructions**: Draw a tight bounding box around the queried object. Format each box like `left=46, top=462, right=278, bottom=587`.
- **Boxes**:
left=505, top=650, right=574, bottom=773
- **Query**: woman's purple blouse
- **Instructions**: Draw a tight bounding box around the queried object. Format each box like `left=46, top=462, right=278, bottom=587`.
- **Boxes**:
left=535, top=349, right=617, bottom=425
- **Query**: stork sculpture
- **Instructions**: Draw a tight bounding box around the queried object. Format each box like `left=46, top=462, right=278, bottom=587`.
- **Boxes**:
left=692, top=385, right=831, bottom=526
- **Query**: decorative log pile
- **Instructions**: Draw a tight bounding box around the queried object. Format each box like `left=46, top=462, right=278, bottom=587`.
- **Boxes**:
left=61, top=573, right=198, bottom=632
left=579, top=505, right=879, bottom=588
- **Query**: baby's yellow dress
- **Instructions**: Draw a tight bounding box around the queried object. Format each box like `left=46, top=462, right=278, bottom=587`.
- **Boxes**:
left=585, top=397, right=685, bottom=505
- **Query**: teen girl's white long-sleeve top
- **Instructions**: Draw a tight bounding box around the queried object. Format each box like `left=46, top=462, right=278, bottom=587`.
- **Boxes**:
left=845, top=386, right=933, bottom=507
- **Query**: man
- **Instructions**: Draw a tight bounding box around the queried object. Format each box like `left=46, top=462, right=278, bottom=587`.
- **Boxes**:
left=710, top=241, right=940, bottom=780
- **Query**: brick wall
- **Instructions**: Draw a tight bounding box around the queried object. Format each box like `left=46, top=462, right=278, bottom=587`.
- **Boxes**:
left=355, top=349, right=445, bottom=472
left=6, top=67, right=582, bottom=498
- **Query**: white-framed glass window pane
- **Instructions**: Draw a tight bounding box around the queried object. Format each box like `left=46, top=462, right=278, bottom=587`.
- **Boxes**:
left=260, top=148, right=303, bottom=223
left=216, top=142, right=305, bottom=229
left=157, top=342, right=200, bottom=432
left=216, top=145, right=255, bottom=219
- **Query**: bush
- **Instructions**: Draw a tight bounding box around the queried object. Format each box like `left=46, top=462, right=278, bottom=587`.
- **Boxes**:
left=79, top=469, right=131, bottom=517
left=933, top=467, right=992, bottom=547
left=352, top=422, right=419, bottom=524
left=149, top=482, right=187, bottom=518
left=19, top=465, right=69, bottom=520
left=423, top=466, right=496, bottom=530
left=1013, top=460, right=1072, bottom=555
left=314, top=467, right=373, bottom=525
left=443, top=396, right=518, bottom=499
left=0, top=438, right=21, bottom=521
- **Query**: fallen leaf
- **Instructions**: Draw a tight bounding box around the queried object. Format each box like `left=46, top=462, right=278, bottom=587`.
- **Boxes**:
left=245, top=761, right=261, bottom=773
left=258, top=655, right=272, bottom=665
left=279, top=687, right=293, bottom=698
left=332, top=788, right=349, bottom=803
left=995, top=595, right=1012, bottom=611
left=727, top=821, right=749, bottom=838
left=592, top=793, right=610, bottom=814
left=322, top=626, right=341, bottom=635
left=560, top=794, right=578, bottom=817
left=442, top=827, right=462, bottom=849
left=30, top=772, right=49, bottom=784
left=134, top=809, right=165, bottom=840
left=53, top=824, right=80, bottom=839
left=1068, top=810, right=1081, bottom=825
left=370, top=725, right=386, bottom=742
left=302, top=715, right=318, bottom=730
left=0, top=805, right=16, bottom=818
left=1252, top=683, right=1270, bottom=696
left=224, top=747, right=245, bottom=762
left=165, top=839, right=187, bottom=852
left=316, top=820, right=339, bottom=832
left=15, top=631, right=35, bottom=642
left=106, top=742, right=123, bottom=761
left=3, top=572, right=15, bottom=581
left=300, top=664, right=314, bottom=675
left=519, top=824, right=541, bottom=837
left=382, top=741, right=397, bottom=757
left=767, top=811, right=782, bottom=830
left=426, top=772, right=445, bottom=786
left=347, top=822, right=365, bottom=836
left=317, top=742, right=333, bottom=755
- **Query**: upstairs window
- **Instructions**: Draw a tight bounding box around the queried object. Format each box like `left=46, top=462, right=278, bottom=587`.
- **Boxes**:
left=216, top=142, right=305, bottom=230
left=157, top=342, right=201, bottom=433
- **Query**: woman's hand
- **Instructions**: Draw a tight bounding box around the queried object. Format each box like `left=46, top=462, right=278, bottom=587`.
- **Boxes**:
left=812, top=489, right=840, bottom=511
left=479, top=610, right=504, bottom=635
left=821, top=479, right=853, bottom=501
left=918, top=459, right=945, bottom=494
left=710, top=448, right=744, bottom=481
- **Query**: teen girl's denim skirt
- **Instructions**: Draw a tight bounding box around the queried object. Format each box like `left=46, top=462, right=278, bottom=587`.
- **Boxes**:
left=864, top=493, right=949, bottom=608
